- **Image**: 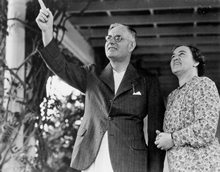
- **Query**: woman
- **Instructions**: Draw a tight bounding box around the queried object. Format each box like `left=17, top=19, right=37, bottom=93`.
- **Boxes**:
left=155, top=45, right=220, bottom=172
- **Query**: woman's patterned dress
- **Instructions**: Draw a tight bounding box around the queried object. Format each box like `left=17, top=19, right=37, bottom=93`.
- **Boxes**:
left=163, top=76, right=220, bottom=172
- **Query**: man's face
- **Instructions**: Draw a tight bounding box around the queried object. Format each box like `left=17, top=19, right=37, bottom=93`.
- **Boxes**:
left=170, top=46, right=198, bottom=76
left=105, top=25, right=134, bottom=63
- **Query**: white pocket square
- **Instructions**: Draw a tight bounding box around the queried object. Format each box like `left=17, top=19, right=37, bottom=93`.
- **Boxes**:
left=133, top=91, right=142, bottom=95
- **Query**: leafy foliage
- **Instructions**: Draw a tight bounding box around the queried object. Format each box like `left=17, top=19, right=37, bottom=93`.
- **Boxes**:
left=0, top=0, right=86, bottom=171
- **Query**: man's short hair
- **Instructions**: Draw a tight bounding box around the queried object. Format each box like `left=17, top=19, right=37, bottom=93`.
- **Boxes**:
left=108, top=23, right=137, bottom=42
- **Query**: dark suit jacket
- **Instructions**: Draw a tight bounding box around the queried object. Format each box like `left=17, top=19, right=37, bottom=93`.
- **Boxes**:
left=38, top=39, right=165, bottom=172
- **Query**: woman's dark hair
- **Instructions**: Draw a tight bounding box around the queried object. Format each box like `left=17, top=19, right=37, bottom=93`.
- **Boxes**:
left=173, top=45, right=206, bottom=76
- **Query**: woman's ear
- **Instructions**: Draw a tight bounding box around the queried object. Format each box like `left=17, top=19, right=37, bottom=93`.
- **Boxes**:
left=193, top=61, right=199, bottom=67
left=129, top=41, right=136, bottom=52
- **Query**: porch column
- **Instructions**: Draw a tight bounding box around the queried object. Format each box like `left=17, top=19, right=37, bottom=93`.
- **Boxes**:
left=3, top=0, right=28, bottom=171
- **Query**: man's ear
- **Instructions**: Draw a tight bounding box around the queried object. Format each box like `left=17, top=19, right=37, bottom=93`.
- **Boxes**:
left=129, top=41, right=136, bottom=52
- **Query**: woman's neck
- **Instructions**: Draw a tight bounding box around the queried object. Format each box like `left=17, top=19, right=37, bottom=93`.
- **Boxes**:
left=177, top=72, right=198, bottom=87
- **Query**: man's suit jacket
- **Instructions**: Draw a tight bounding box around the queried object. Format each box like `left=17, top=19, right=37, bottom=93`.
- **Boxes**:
left=38, top=39, right=165, bottom=172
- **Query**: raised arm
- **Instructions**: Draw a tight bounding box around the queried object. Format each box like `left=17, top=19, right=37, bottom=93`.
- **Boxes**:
left=35, top=0, right=53, bottom=46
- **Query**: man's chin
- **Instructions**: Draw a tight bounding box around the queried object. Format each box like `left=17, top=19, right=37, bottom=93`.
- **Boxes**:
left=106, top=54, right=117, bottom=59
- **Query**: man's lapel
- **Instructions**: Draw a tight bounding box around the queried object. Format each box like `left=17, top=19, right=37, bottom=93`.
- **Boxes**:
left=116, top=64, right=140, bottom=97
left=99, top=63, right=114, bottom=92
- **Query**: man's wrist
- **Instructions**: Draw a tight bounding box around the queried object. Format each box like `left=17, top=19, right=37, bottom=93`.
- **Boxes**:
left=42, top=29, right=53, bottom=47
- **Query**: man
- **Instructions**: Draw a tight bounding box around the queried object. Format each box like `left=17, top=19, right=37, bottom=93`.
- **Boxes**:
left=36, top=4, right=165, bottom=172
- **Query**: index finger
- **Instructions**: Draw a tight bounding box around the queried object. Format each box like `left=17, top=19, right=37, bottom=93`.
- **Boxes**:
left=38, top=0, right=46, bottom=10
left=156, top=130, right=161, bottom=135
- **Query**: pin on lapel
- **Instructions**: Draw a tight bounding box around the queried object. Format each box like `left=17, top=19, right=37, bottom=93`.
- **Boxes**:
left=132, top=83, right=142, bottom=95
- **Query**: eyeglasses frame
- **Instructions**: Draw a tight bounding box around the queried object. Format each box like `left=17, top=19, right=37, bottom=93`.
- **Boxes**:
left=105, top=35, right=133, bottom=43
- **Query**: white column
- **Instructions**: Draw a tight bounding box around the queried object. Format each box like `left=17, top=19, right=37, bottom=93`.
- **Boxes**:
left=3, top=0, right=28, bottom=171
left=4, top=0, right=27, bottom=111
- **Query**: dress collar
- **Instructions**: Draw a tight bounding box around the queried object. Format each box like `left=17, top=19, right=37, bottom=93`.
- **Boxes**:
left=178, top=76, right=198, bottom=90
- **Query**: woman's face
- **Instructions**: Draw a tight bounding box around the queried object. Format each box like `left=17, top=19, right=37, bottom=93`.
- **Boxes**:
left=170, top=46, right=198, bottom=77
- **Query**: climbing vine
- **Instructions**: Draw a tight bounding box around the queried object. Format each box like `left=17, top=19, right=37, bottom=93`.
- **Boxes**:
left=0, top=0, right=89, bottom=171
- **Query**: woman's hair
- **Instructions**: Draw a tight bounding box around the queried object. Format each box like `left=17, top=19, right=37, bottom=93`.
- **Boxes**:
left=173, top=45, right=206, bottom=76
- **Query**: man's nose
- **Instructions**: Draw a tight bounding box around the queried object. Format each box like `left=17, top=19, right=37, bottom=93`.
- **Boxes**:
left=107, top=36, right=117, bottom=43
left=109, top=38, right=116, bottom=43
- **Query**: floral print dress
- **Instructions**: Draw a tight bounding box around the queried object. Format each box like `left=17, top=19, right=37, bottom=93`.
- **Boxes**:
left=163, top=76, right=220, bottom=172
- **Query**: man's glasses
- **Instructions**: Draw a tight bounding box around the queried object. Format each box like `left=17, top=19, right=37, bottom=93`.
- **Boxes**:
left=105, top=35, right=132, bottom=43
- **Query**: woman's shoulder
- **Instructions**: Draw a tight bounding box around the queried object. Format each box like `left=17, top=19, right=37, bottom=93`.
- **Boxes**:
left=197, top=76, right=216, bottom=86
left=193, top=76, right=219, bottom=94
